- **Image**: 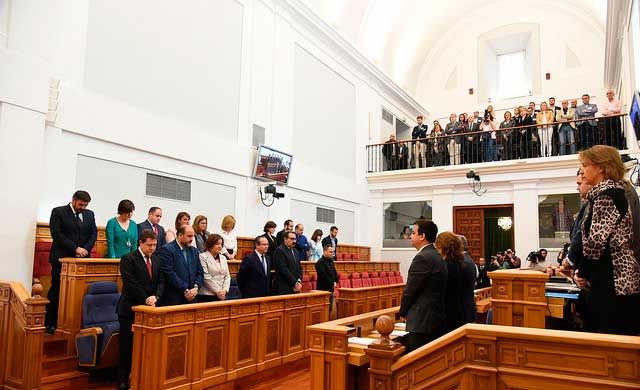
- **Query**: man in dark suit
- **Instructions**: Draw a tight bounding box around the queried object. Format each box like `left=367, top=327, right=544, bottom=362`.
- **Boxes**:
left=45, top=190, right=97, bottom=334
left=137, top=206, right=166, bottom=248
left=399, top=219, right=447, bottom=352
left=117, top=230, right=164, bottom=390
left=321, top=226, right=339, bottom=260
left=237, top=236, right=271, bottom=298
left=156, top=225, right=203, bottom=306
left=411, top=115, right=428, bottom=168
left=274, top=231, right=302, bottom=295
left=315, top=245, right=338, bottom=316
left=275, top=219, right=294, bottom=247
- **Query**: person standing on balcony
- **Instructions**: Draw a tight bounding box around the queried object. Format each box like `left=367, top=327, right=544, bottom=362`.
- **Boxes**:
left=556, top=100, right=577, bottom=156
left=445, top=113, right=461, bottom=165
left=382, top=134, right=398, bottom=171
left=576, top=94, right=599, bottom=150
left=500, top=111, right=516, bottom=160
left=601, top=89, right=623, bottom=149
left=45, top=190, right=97, bottom=334
left=481, top=110, right=497, bottom=162
left=537, top=102, right=555, bottom=157
left=431, top=121, right=446, bottom=166
left=411, top=115, right=428, bottom=168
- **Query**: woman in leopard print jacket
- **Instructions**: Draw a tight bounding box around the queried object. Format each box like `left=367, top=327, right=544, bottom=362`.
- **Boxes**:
left=577, top=145, right=640, bottom=335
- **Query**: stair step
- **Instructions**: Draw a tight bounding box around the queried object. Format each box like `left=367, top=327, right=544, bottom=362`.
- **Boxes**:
left=41, top=370, right=89, bottom=390
left=43, top=334, right=69, bottom=357
left=42, top=355, right=78, bottom=376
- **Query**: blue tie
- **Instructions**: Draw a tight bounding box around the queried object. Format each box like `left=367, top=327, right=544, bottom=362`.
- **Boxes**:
left=181, top=248, right=188, bottom=265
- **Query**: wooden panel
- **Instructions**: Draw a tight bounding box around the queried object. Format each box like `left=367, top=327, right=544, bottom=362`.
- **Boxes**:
left=489, top=270, right=549, bottom=329
left=130, top=291, right=329, bottom=389
left=454, top=208, right=484, bottom=261
left=361, top=321, right=640, bottom=390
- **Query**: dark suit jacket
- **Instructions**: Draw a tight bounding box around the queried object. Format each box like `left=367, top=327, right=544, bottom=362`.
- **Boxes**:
left=237, top=251, right=271, bottom=298
left=315, top=257, right=338, bottom=292
left=156, top=241, right=204, bottom=306
left=137, top=220, right=166, bottom=248
left=275, top=229, right=286, bottom=247
left=399, top=244, right=447, bottom=336
left=321, top=235, right=338, bottom=260
left=273, top=244, right=302, bottom=295
left=48, top=205, right=97, bottom=264
left=262, top=233, right=278, bottom=261
left=445, top=257, right=477, bottom=332
left=117, top=250, right=165, bottom=317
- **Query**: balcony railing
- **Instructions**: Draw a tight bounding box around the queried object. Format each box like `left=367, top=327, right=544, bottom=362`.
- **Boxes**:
left=366, top=113, right=630, bottom=173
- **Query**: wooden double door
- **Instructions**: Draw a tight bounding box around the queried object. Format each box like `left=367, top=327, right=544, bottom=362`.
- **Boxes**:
left=453, top=205, right=514, bottom=261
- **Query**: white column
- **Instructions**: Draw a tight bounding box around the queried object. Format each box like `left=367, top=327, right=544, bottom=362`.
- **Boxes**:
left=512, top=180, right=540, bottom=257
left=431, top=187, right=454, bottom=232
left=0, top=103, right=46, bottom=287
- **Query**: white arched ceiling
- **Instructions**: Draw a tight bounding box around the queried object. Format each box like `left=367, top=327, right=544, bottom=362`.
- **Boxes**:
left=300, top=0, right=606, bottom=94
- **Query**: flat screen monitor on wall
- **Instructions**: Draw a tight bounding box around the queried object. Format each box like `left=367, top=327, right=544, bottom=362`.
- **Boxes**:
left=253, top=145, right=293, bottom=184
left=630, top=91, right=640, bottom=140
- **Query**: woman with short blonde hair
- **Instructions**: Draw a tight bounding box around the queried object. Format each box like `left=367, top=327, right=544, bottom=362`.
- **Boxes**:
left=219, top=215, right=238, bottom=259
left=575, top=145, right=640, bottom=334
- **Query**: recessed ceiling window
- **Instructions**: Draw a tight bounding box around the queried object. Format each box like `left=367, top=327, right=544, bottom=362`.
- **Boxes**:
left=497, top=50, right=531, bottom=99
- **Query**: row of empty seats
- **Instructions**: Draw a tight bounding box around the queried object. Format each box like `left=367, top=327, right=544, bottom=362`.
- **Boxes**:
left=338, top=271, right=403, bottom=289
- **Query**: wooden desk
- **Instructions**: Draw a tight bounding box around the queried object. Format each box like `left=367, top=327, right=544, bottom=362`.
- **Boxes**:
left=364, top=318, right=640, bottom=389
left=489, top=269, right=549, bottom=328
left=57, top=258, right=121, bottom=355
left=336, top=284, right=404, bottom=318
left=307, top=306, right=400, bottom=390
left=131, top=291, right=329, bottom=389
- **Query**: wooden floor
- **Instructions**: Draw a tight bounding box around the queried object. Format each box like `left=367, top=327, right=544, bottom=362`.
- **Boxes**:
left=245, top=368, right=310, bottom=390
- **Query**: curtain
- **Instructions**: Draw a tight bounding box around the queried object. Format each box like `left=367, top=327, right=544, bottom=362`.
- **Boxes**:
left=484, top=216, right=513, bottom=258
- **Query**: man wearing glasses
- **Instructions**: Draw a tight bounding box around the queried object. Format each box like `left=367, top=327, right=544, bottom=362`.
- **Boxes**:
left=274, top=231, right=302, bottom=294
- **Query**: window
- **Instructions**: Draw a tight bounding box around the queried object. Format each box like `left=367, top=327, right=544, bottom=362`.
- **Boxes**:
left=146, top=173, right=191, bottom=202
left=383, top=201, right=432, bottom=248
left=497, top=51, right=531, bottom=99
left=538, top=194, right=581, bottom=249
left=316, top=207, right=335, bottom=223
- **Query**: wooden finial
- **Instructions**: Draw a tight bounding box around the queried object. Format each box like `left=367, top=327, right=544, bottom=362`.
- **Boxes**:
left=374, top=315, right=396, bottom=346
left=32, top=282, right=43, bottom=297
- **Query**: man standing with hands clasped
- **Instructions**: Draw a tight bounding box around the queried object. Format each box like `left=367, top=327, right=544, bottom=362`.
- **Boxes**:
left=274, top=231, right=303, bottom=294
left=156, top=225, right=203, bottom=305
left=117, top=229, right=164, bottom=390
left=398, top=219, right=447, bottom=352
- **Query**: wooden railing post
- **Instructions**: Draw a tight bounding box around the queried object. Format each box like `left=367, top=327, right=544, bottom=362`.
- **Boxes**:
left=365, top=315, right=404, bottom=390
left=0, top=281, right=48, bottom=390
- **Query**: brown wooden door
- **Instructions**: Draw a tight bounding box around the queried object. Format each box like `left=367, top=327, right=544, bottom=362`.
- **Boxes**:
left=454, top=208, right=484, bottom=261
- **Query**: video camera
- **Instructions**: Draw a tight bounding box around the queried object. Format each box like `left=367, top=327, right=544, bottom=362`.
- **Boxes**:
left=526, top=250, right=545, bottom=263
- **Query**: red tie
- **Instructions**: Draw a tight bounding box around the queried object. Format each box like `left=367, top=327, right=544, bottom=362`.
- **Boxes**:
left=152, top=224, right=158, bottom=235
left=145, top=256, right=153, bottom=279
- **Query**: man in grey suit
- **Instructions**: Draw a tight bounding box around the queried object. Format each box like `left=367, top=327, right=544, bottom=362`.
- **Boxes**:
left=399, top=219, right=447, bottom=352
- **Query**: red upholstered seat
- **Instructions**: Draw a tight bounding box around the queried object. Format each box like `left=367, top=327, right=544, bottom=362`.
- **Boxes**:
left=350, top=272, right=362, bottom=288
left=336, top=253, right=344, bottom=261
left=309, top=273, right=317, bottom=290
left=394, top=271, right=404, bottom=284
left=351, top=253, right=360, bottom=260
left=361, top=272, right=372, bottom=287
left=242, top=250, right=253, bottom=260
left=33, top=241, right=52, bottom=278
left=338, top=273, right=351, bottom=288
left=370, top=272, right=381, bottom=286
left=342, top=253, right=352, bottom=260
left=301, top=274, right=312, bottom=292
left=380, top=272, right=391, bottom=285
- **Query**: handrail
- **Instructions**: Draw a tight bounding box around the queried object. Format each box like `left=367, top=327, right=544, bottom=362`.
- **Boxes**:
left=0, top=281, right=48, bottom=389
left=365, top=317, right=640, bottom=389
left=369, top=113, right=629, bottom=147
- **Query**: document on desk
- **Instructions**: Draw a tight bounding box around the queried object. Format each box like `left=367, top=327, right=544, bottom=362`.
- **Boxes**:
left=394, top=323, right=406, bottom=330
left=348, top=337, right=376, bottom=346
left=371, top=330, right=409, bottom=337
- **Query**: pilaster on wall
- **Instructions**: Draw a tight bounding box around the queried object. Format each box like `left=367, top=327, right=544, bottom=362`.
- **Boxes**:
left=431, top=187, right=454, bottom=232
left=511, top=180, right=540, bottom=257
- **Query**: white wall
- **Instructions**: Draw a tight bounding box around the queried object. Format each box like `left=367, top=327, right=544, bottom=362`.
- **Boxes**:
left=415, top=1, right=606, bottom=120
left=0, top=0, right=425, bottom=286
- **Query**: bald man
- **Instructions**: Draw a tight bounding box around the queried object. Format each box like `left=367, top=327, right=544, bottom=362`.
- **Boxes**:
left=157, top=224, right=204, bottom=305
